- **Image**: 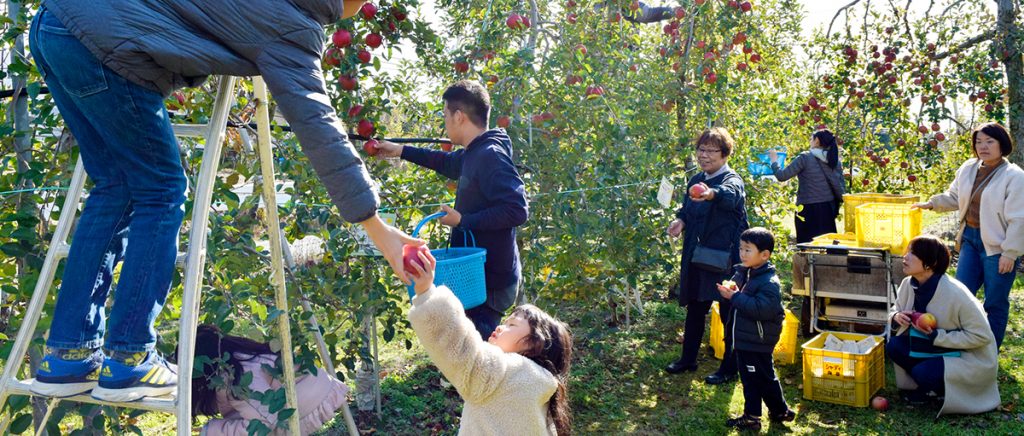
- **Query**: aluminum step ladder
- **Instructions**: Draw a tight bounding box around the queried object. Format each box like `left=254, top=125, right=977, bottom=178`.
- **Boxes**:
left=0, top=76, right=358, bottom=436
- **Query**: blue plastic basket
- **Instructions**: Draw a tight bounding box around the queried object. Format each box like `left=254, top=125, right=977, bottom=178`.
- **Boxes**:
left=748, top=150, right=787, bottom=176
left=406, top=212, right=488, bottom=309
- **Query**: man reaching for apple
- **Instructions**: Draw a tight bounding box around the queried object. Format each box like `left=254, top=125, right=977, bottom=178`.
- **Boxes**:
left=369, top=80, right=529, bottom=340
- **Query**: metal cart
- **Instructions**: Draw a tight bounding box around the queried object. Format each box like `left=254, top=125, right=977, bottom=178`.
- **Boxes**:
left=792, top=242, right=905, bottom=337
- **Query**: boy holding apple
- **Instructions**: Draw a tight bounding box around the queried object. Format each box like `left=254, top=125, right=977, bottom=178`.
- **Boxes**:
left=716, top=227, right=795, bottom=431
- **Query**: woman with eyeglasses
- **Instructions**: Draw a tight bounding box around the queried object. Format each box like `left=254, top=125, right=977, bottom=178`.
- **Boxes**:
left=767, top=129, right=845, bottom=244
left=665, top=128, right=749, bottom=386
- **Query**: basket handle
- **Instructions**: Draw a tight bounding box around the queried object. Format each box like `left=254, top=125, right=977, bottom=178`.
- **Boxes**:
left=411, top=211, right=448, bottom=237
left=410, top=211, right=478, bottom=248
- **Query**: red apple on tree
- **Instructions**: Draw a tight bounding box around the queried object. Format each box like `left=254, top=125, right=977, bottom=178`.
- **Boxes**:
left=347, top=104, right=364, bottom=118
left=357, top=119, right=375, bottom=137
left=360, top=2, right=378, bottom=20
left=575, top=44, right=587, bottom=56
left=907, top=175, right=917, bottom=182
left=441, top=142, right=453, bottom=152
left=454, top=60, right=469, bottom=73
left=339, top=75, right=358, bottom=91
left=935, top=132, right=946, bottom=141
left=365, top=33, right=383, bottom=49
left=675, top=7, right=686, bottom=19
left=323, top=47, right=341, bottom=67
left=497, top=115, right=511, bottom=128
left=332, top=29, right=352, bottom=48
left=506, top=13, right=524, bottom=30
left=567, top=13, right=577, bottom=24
left=740, top=1, right=752, bottom=12
left=357, top=49, right=372, bottom=64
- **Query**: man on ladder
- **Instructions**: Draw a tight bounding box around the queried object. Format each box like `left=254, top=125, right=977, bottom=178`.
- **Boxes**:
left=16, top=0, right=415, bottom=431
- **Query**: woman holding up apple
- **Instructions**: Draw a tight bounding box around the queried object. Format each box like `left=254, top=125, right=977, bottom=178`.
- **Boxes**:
left=665, top=128, right=748, bottom=386
left=767, top=129, right=845, bottom=243
left=912, top=122, right=1024, bottom=350
left=886, top=235, right=999, bottom=415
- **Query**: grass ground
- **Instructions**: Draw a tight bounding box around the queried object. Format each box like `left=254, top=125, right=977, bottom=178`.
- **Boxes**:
left=320, top=273, right=1023, bottom=436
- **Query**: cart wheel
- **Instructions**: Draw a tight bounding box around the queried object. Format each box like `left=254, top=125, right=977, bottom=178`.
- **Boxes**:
left=799, top=296, right=812, bottom=337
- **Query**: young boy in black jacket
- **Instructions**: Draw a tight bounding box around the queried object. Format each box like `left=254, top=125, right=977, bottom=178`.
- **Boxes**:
left=716, top=227, right=796, bottom=431
left=371, top=81, right=528, bottom=340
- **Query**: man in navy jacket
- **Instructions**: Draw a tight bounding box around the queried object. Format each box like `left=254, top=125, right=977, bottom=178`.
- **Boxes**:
left=373, top=81, right=529, bottom=339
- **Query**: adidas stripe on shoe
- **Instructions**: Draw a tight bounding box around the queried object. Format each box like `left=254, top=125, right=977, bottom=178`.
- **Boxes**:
left=91, top=352, right=177, bottom=402
left=31, top=350, right=103, bottom=398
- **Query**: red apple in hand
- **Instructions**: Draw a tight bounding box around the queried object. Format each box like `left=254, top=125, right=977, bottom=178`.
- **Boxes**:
left=871, top=396, right=889, bottom=412
left=721, top=280, right=738, bottom=291
left=363, top=139, right=380, bottom=156
left=403, top=244, right=430, bottom=278
left=689, top=183, right=709, bottom=199
left=914, top=312, right=938, bottom=331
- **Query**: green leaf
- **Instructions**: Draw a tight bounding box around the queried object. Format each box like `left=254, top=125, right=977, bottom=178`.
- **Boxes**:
left=10, top=413, right=32, bottom=434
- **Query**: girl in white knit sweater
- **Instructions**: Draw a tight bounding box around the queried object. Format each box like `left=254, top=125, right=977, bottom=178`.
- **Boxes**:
left=407, top=250, right=573, bottom=435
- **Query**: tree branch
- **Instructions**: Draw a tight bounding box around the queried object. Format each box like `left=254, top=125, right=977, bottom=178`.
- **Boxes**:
left=931, top=29, right=996, bottom=59
left=823, top=1, right=862, bottom=58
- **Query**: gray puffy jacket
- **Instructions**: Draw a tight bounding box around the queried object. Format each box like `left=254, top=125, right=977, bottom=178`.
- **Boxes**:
left=44, top=0, right=378, bottom=223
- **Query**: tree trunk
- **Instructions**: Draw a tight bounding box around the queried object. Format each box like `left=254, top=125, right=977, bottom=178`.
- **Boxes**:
left=997, top=0, right=1024, bottom=165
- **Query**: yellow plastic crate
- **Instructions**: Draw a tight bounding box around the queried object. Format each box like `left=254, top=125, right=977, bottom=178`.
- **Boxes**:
left=708, top=302, right=799, bottom=365
left=809, top=232, right=890, bottom=250
left=710, top=301, right=725, bottom=359
left=801, top=332, right=885, bottom=407
left=842, top=193, right=919, bottom=233
left=774, top=310, right=800, bottom=365
left=855, top=203, right=922, bottom=255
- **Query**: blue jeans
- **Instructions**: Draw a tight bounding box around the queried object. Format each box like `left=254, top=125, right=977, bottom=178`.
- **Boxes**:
left=956, top=226, right=1020, bottom=349
left=30, top=8, right=186, bottom=353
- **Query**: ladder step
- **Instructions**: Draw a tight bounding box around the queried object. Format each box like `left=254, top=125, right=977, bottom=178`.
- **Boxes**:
left=172, top=124, right=208, bottom=138
left=50, top=246, right=185, bottom=267
left=6, top=379, right=177, bottom=414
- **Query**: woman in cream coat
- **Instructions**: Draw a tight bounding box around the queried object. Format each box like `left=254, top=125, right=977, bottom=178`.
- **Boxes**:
left=888, top=236, right=999, bottom=416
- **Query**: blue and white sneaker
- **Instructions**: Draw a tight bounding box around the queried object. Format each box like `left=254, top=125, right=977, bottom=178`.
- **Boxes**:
left=31, top=349, right=103, bottom=397
left=90, top=352, right=177, bottom=402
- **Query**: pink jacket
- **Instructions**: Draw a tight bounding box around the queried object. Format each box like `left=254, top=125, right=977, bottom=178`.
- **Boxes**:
left=201, top=353, right=349, bottom=436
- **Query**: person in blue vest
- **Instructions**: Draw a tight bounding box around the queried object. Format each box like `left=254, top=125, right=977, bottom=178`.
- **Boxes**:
left=372, top=80, right=529, bottom=340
